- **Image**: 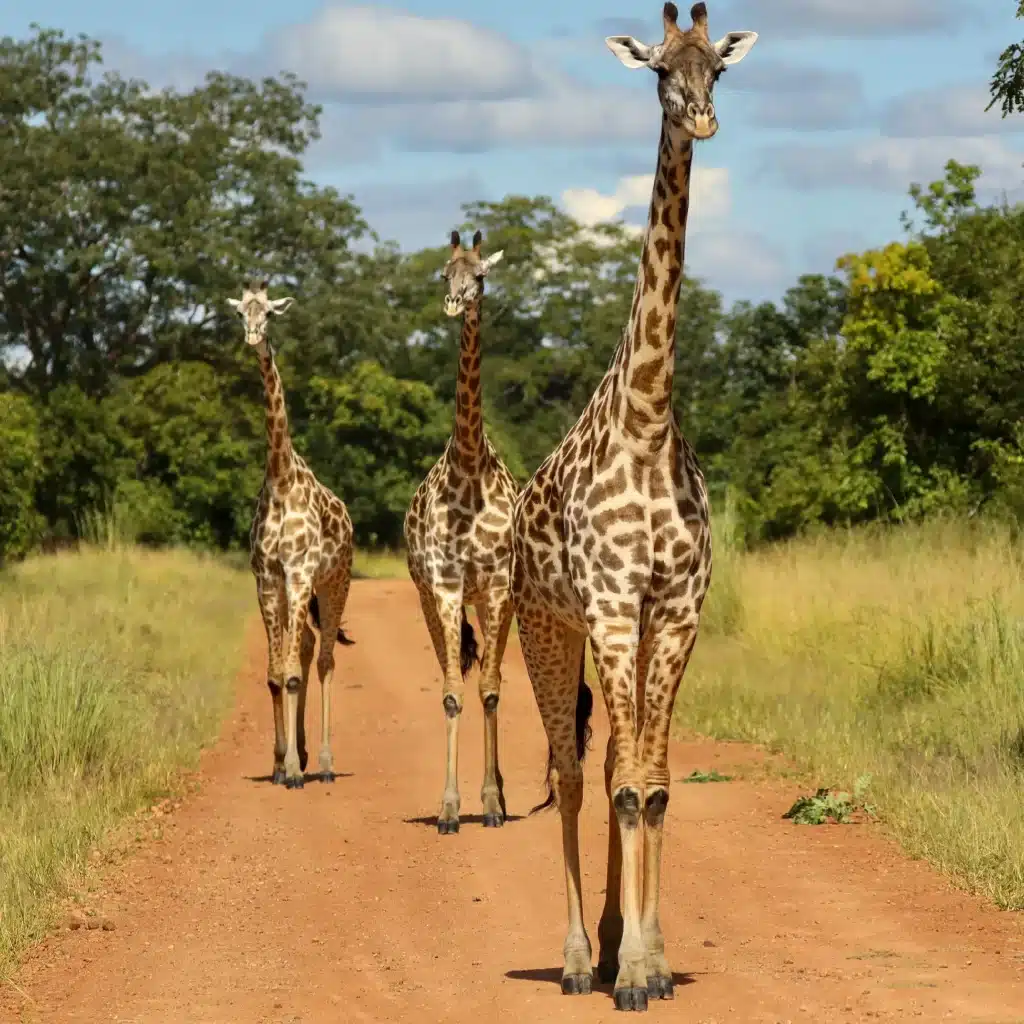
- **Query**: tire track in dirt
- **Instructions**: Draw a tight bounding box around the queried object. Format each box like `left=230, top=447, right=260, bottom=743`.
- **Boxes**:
left=4, top=579, right=1023, bottom=1022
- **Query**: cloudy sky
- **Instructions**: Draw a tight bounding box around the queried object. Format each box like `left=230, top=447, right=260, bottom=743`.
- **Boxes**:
left=6, top=0, right=1024, bottom=303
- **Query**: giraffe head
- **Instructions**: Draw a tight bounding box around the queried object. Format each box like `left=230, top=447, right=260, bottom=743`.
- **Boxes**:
left=441, top=230, right=504, bottom=318
left=606, top=2, right=757, bottom=140
left=226, top=280, right=295, bottom=347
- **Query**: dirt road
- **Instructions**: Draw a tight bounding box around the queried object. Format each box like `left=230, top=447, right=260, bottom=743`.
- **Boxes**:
left=4, top=580, right=1024, bottom=1022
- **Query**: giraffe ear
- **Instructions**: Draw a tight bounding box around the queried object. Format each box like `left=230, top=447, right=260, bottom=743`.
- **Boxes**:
left=713, top=31, right=758, bottom=65
left=268, top=297, right=295, bottom=315
left=605, top=35, right=655, bottom=69
left=480, top=250, right=504, bottom=274
left=227, top=298, right=242, bottom=311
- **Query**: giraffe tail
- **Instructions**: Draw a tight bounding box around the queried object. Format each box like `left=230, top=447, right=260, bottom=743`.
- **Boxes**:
left=530, top=647, right=594, bottom=814
left=308, top=594, right=355, bottom=647
left=460, top=607, right=480, bottom=677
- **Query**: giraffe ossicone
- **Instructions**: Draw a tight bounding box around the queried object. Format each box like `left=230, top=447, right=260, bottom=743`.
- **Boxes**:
left=404, top=228, right=519, bottom=836
left=230, top=281, right=356, bottom=792
left=509, top=2, right=756, bottom=1011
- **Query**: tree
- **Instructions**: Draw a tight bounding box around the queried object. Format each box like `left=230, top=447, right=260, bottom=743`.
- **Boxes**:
left=0, top=26, right=371, bottom=401
left=988, top=1, right=1024, bottom=116
left=0, top=393, right=44, bottom=560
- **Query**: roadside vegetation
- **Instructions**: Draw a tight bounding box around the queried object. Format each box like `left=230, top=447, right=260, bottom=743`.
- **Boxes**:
left=0, top=546, right=250, bottom=975
left=681, top=517, right=1024, bottom=908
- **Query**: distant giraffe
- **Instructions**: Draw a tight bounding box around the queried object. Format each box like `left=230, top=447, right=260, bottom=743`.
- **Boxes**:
left=509, top=3, right=757, bottom=1011
left=404, top=230, right=519, bottom=834
left=229, top=280, right=355, bottom=790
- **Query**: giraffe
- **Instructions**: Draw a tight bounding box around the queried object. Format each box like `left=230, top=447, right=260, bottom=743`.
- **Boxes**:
left=404, top=229, right=520, bottom=835
left=509, top=3, right=757, bottom=1011
left=228, top=280, right=356, bottom=791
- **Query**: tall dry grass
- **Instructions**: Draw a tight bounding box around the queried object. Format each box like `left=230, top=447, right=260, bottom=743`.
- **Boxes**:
left=680, top=516, right=1024, bottom=908
left=0, top=547, right=250, bottom=975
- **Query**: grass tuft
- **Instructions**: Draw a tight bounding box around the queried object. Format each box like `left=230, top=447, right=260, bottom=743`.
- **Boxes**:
left=0, top=546, right=250, bottom=976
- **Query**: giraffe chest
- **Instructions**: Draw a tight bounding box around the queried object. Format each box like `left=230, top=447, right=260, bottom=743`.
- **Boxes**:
left=513, top=424, right=712, bottom=628
left=405, top=455, right=517, bottom=595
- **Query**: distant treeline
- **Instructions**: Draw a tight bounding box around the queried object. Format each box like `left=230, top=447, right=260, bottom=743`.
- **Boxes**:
left=1, top=28, right=1022, bottom=559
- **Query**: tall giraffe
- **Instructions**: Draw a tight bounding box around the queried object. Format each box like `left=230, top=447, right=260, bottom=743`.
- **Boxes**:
left=510, top=4, right=757, bottom=1010
left=404, top=230, right=519, bottom=835
left=229, top=280, right=355, bottom=791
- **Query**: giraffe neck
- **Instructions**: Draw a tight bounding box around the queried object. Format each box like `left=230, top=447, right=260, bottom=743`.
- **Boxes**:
left=612, top=117, right=694, bottom=453
left=452, top=298, right=485, bottom=473
left=255, top=339, right=297, bottom=493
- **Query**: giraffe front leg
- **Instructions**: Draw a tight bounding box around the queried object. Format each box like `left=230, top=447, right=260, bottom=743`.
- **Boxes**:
left=590, top=623, right=648, bottom=1012
left=437, top=593, right=467, bottom=834
left=281, top=571, right=316, bottom=790
left=517, top=604, right=593, bottom=993
left=256, top=574, right=288, bottom=785
left=639, top=624, right=698, bottom=1001
left=476, top=591, right=513, bottom=827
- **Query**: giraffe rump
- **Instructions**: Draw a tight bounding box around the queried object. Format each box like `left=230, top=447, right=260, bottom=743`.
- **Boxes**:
left=530, top=649, right=594, bottom=814
left=308, top=594, right=355, bottom=646
left=460, top=607, right=480, bottom=677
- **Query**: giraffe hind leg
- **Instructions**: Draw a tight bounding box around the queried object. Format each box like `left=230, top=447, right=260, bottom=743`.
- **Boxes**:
left=518, top=601, right=593, bottom=994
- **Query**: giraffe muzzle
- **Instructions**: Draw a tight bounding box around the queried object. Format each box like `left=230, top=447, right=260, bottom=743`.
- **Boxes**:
left=444, top=297, right=463, bottom=317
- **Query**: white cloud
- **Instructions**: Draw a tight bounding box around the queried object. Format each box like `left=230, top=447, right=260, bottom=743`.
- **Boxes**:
left=882, top=82, right=1024, bottom=138
left=722, top=0, right=962, bottom=37
left=562, top=167, right=732, bottom=231
left=766, top=136, right=1024, bottom=193
left=270, top=3, right=537, bottom=102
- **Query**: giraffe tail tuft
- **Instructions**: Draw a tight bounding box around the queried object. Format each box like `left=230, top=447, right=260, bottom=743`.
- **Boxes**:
left=308, top=593, right=356, bottom=647
left=460, top=607, right=480, bottom=677
left=530, top=647, right=594, bottom=814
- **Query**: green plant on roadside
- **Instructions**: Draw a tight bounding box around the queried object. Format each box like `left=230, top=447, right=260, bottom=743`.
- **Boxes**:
left=681, top=769, right=734, bottom=783
left=783, top=775, right=875, bottom=825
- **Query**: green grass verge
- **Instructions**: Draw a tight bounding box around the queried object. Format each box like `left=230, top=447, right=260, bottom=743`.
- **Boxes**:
left=677, top=517, right=1024, bottom=908
left=0, top=547, right=250, bottom=976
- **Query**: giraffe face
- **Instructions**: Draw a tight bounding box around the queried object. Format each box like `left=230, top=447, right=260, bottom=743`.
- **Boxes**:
left=441, top=230, right=504, bottom=318
left=227, top=281, right=295, bottom=346
left=606, top=2, right=757, bottom=140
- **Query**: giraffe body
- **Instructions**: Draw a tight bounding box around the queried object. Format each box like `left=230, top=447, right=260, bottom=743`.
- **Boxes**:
left=404, top=230, right=519, bottom=834
left=510, top=3, right=757, bottom=1010
left=229, top=281, right=355, bottom=790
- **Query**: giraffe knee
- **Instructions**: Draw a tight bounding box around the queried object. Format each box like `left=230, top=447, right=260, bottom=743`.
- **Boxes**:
left=612, top=786, right=642, bottom=830
left=285, top=676, right=301, bottom=695
left=481, top=693, right=499, bottom=714
left=644, top=788, right=669, bottom=827
left=443, top=695, right=461, bottom=718
left=267, top=679, right=283, bottom=696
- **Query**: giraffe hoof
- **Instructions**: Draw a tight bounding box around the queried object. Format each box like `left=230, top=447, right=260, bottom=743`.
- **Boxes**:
left=319, top=771, right=336, bottom=784
left=482, top=812, right=504, bottom=828
left=271, top=768, right=286, bottom=785
left=284, top=775, right=305, bottom=790
left=597, top=960, right=618, bottom=984
left=646, top=976, right=674, bottom=1000
left=614, top=987, right=649, bottom=1012
left=561, top=973, right=593, bottom=996
left=437, top=818, right=460, bottom=835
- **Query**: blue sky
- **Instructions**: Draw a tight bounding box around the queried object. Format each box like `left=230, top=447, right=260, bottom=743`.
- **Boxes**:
left=6, top=0, right=1024, bottom=303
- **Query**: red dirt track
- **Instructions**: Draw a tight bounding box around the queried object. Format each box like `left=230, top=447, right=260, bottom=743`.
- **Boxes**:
left=4, top=580, right=1024, bottom=1022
